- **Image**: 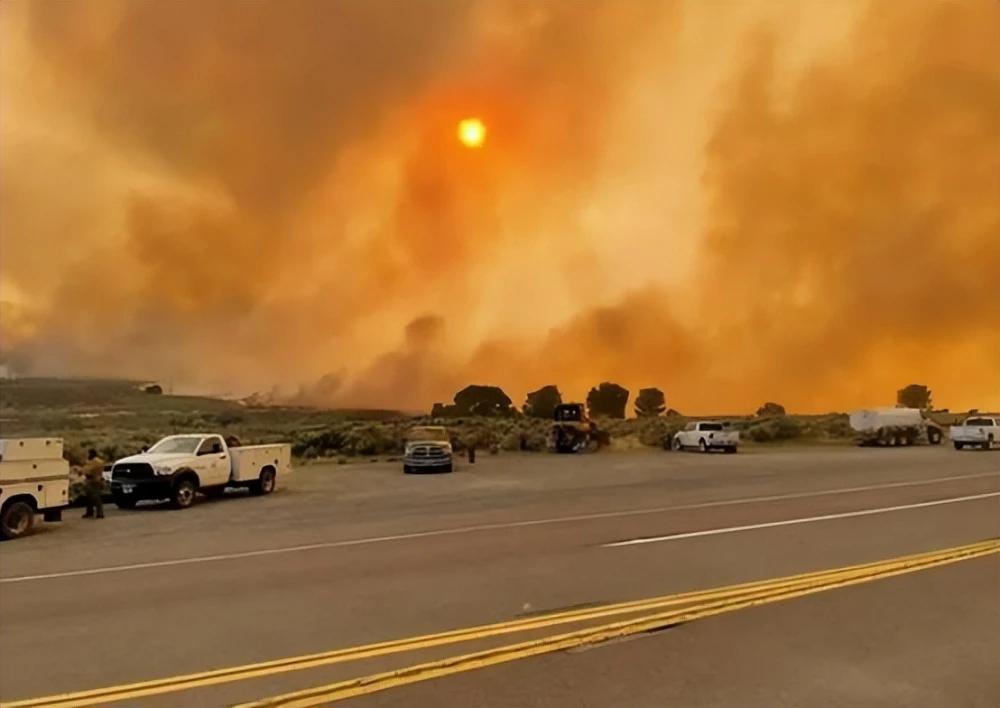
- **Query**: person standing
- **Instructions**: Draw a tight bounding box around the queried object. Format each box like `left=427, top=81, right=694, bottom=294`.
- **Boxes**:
left=80, top=449, right=106, bottom=519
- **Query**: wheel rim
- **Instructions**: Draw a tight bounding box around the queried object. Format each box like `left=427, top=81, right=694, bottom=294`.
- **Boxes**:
left=178, top=485, right=194, bottom=505
left=262, top=472, right=275, bottom=492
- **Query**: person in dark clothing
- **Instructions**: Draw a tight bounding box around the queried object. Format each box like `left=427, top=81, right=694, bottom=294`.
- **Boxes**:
left=80, top=449, right=106, bottom=519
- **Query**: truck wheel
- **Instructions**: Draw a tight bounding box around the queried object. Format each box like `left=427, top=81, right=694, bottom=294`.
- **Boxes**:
left=954, top=441, right=964, bottom=450
left=927, top=428, right=942, bottom=445
left=672, top=438, right=683, bottom=452
left=983, top=435, right=994, bottom=451
left=114, top=494, right=138, bottom=509
left=1, top=500, right=35, bottom=540
left=699, top=439, right=708, bottom=453
left=250, top=467, right=276, bottom=496
left=171, top=478, right=197, bottom=509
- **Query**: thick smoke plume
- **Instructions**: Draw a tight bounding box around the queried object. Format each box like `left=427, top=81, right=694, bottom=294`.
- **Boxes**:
left=2, top=0, right=998, bottom=413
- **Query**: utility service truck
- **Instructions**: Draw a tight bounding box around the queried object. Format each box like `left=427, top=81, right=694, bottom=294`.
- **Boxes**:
left=110, top=434, right=291, bottom=509
left=0, top=438, right=69, bottom=540
left=950, top=417, right=1000, bottom=450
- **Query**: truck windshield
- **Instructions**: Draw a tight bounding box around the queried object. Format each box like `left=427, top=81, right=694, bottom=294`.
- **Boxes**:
left=148, top=436, right=203, bottom=454
left=407, top=427, right=448, bottom=442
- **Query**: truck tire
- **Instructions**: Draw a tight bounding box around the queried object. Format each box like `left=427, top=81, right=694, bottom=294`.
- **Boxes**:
left=114, top=494, right=138, bottom=509
left=699, top=439, right=709, bottom=453
left=954, top=441, right=964, bottom=450
left=983, top=434, right=994, bottom=451
left=927, top=427, right=942, bottom=445
left=1, top=500, right=35, bottom=540
left=171, top=478, right=197, bottom=509
left=672, top=438, right=683, bottom=452
left=250, top=467, right=276, bottom=496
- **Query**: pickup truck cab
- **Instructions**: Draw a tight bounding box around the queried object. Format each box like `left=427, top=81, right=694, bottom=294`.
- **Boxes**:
left=0, top=438, right=69, bottom=540
left=111, top=434, right=291, bottom=509
left=950, top=417, right=999, bottom=450
left=672, top=421, right=739, bottom=453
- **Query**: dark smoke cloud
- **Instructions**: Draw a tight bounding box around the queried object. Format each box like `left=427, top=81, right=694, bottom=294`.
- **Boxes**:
left=2, top=1, right=997, bottom=412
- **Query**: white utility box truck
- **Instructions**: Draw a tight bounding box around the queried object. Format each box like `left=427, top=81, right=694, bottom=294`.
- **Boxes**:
left=110, top=434, right=291, bottom=509
left=0, top=438, right=70, bottom=540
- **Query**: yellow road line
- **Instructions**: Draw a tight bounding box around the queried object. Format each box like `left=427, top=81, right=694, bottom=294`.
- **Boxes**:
left=239, top=540, right=1000, bottom=707
left=4, top=540, right=996, bottom=708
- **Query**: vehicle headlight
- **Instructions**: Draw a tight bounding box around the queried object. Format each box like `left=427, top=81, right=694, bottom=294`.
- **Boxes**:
left=153, top=465, right=174, bottom=476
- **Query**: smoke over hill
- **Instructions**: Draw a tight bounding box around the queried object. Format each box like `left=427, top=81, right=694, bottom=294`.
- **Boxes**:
left=2, top=0, right=997, bottom=412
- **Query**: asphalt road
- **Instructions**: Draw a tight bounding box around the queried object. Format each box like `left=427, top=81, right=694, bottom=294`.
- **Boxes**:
left=0, top=446, right=998, bottom=707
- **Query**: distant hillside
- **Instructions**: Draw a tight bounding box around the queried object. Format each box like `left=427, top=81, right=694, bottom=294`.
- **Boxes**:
left=0, top=377, right=239, bottom=413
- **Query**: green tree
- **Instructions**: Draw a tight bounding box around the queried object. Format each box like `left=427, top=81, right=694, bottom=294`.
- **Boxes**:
left=756, top=401, right=786, bottom=417
left=896, top=384, right=932, bottom=409
left=524, top=385, right=562, bottom=419
left=453, top=385, right=514, bottom=417
left=635, top=388, right=666, bottom=417
left=586, top=382, right=630, bottom=419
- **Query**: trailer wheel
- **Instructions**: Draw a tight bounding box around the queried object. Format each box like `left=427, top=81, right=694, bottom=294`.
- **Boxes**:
left=250, top=467, right=276, bottom=496
left=1, top=500, right=35, bottom=540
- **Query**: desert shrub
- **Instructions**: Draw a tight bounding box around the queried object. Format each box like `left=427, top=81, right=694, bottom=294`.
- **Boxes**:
left=747, top=416, right=802, bottom=442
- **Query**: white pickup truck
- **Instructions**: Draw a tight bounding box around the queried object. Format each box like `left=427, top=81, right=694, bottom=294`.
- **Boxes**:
left=0, top=438, right=69, bottom=539
left=950, top=417, right=1000, bottom=450
left=110, top=434, right=291, bottom=509
left=671, top=421, right=739, bottom=453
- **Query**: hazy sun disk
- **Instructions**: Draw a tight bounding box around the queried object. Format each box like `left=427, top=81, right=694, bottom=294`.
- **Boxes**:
left=457, top=118, right=486, bottom=148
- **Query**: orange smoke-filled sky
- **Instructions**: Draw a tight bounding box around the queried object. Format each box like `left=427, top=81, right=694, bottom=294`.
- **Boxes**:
left=1, top=0, right=998, bottom=413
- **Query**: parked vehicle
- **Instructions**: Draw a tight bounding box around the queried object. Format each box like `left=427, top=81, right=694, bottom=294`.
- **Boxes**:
left=403, top=426, right=453, bottom=473
left=549, top=403, right=602, bottom=453
left=110, top=434, right=291, bottom=509
left=950, top=417, right=1000, bottom=450
left=672, top=422, right=739, bottom=453
left=0, top=438, right=69, bottom=540
left=848, top=408, right=943, bottom=446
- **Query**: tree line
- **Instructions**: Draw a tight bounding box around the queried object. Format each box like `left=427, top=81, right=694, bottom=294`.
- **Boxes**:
left=431, top=383, right=674, bottom=420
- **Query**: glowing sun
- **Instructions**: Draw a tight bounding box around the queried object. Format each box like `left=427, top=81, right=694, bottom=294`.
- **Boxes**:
left=457, top=118, right=486, bottom=148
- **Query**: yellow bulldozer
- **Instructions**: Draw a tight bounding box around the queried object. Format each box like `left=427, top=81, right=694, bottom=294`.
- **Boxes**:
left=549, top=404, right=607, bottom=453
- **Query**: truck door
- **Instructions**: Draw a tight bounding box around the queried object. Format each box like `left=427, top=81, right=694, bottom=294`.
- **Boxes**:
left=195, top=436, right=229, bottom=486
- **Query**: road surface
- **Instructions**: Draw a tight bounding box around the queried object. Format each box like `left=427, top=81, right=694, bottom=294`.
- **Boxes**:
left=1, top=445, right=998, bottom=707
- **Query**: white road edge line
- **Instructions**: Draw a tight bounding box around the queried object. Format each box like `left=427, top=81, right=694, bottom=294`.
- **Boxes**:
left=2, top=472, right=997, bottom=584
left=604, top=491, right=1000, bottom=546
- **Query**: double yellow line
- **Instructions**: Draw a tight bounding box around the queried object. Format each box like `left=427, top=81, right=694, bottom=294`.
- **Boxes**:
left=5, top=539, right=997, bottom=708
